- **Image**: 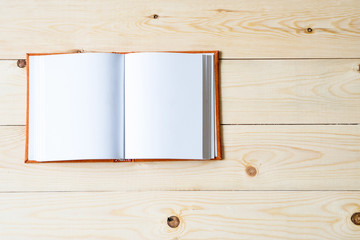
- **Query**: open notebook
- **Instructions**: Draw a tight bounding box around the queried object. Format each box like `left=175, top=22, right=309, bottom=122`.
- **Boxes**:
left=25, top=51, right=221, bottom=163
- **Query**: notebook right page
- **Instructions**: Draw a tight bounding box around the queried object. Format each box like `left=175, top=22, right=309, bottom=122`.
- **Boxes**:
left=124, top=53, right=204, bottom=159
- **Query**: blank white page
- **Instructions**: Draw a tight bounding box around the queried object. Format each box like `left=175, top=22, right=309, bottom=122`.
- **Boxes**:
left=28, top=53, right=125, bottom=161
left=125, top=53, right=203, bottom=159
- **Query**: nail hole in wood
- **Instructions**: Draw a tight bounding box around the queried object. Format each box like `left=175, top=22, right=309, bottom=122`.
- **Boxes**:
left=17, top=59, right=26, bottom=68
left=351, top=212, right=360, bottom=225
left=306, top=27, right=313, bottom=33
left=167, top=216, right=180, bottom=228
left=246, top=166, right=257, bottom=177
left=153, top=14, right=159, bottom=19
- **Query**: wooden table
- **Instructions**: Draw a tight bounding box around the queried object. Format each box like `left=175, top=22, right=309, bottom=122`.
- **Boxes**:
left=0, top=0, right=359, bottom=239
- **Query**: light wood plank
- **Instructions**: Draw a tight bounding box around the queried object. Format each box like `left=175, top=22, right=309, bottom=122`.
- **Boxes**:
left=0, top=61, right=26, bottom=125
left=0, top=0, right=359, bottom=59
left=0, top=191, right=359, bottom=239
left=1, top=125, right=359, bottom=191
left=222, top=59, right=360, bottom=124
left=1, top=59, right=360, bottom=125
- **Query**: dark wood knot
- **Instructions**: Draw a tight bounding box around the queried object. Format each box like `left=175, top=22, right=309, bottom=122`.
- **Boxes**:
left=306, top=27, right=313, bottom=33
left=351, top=212, right=360, bottom=225
left=167, top=216, right=180, bottom=228
left=246, top=166, right=257, bottom=177
left=17, top=59, right=26, bottom=68
left=153, top=14, right=159, bottom=19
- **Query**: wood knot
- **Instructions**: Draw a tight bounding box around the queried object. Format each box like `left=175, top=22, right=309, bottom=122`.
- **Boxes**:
left=167, top=216, right=180, bottom=228
left=17, top=59, right=26, bottom=68
left=246, top=166, right=257, bottom=177
left=153, top=14, right=159, bottom=19
left=351, top=212, right=360, bottom=225
left=306, top=27, right=313, bottom=33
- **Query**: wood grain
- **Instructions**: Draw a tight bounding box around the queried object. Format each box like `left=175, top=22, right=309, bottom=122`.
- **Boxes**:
left=1, top=125, right=359, bottom=191
left=1, top=59, right=360, bottom=125
left=0, top=0, right=359, bottom=59
left=0, top=191, right=359, bottom=239
left=0, top=61, right=26, bottom=125
left=222, top=59, right=360, bottom=124
left=1, top=0, right=359, bottom=238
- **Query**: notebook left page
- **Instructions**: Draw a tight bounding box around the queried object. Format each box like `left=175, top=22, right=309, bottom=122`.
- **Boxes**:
left=28, top=53, right=125, bottom=161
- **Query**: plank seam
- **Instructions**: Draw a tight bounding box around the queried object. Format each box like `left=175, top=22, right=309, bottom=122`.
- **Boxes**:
left=0, top=190, right=360, bottom=193
left=1, top=58, right=360, bottom=61
left=1, top=124, right=359, bottom=127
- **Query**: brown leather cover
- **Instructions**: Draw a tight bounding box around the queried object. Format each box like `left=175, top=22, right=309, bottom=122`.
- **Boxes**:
left=25, top=51, right=221, bottom=163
